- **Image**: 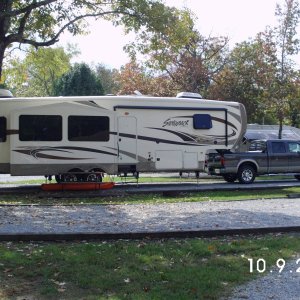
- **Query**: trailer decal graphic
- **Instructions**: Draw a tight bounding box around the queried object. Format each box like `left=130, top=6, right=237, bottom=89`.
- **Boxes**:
left=161, top=115, right=238, bottom=131
left=162, top=118, right=190, bottom=128
left=146, top=128, right=237, bottom=145
left=110, top=132, right=205, bottom=146
left=13, top=146, right=117, bottom=160
left=147, top=127, right=196, bottom=142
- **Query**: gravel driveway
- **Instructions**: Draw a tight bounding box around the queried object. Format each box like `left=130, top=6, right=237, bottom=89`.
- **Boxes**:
left=0, top=198, right=299, bottom=234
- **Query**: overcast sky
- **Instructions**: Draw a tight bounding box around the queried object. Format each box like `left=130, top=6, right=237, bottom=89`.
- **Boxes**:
left=59, top=0, right=291, bottom=69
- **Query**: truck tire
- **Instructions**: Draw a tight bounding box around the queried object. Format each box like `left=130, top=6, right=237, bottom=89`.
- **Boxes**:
left=222, top=174, right=237, bottom=183
left=295, top=175, right=300, bottom=181
left=237, top=164, right=256, bottom=184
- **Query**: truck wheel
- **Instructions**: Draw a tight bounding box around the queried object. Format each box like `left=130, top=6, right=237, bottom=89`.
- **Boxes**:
left=222, top=174, right=237, bottom=183
left=295, top=175, right=300, bottom=181
left=238, top=164, right=256, bottom=184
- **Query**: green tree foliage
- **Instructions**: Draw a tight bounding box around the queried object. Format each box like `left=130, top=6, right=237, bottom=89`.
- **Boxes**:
left=95, top=64, right=120, bottom=95
left=271, top=0, right=300, bottom=137
left=3, top=45, right=77, bottom=96
left=0, top=0, right=172, bottom=81
left=53, top=63, right=104, bottom=96
left=208, top=0, right=300, bottom=129
left=208, top=35, right=278, bottom=124
left=125, top=8, right=228, bottom=96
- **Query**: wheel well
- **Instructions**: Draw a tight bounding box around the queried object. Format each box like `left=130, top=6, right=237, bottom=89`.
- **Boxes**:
left=88, top=168, right=105, bottom=173
left=238, top=162, right=257, bottom=173
left=67, top=168, right=84, bottom=173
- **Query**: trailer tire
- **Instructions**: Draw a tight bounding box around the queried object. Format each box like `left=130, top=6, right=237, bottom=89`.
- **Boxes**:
left=237, top=164, right=256, bottom=184
left=222, top=174, right=237, bottom=183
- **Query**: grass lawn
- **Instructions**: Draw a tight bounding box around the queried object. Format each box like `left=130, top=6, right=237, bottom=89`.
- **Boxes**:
left=0, top=234, right=299, bottom=299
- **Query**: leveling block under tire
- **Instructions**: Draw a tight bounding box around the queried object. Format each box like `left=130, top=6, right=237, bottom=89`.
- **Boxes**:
left=41, top=182, right=115, bottom=191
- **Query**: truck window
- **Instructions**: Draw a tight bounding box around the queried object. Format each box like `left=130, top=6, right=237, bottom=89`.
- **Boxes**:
left=271, top=142, right=286, bottom=153
left=68, top=116, right=109, bottom=141
left=193, top=114, right=212, bottom=129
left=19, top=115, right=62, bottom=141
left=0, top=117, right=6, bottom=142
left=288, top=142, right=300, bottom=153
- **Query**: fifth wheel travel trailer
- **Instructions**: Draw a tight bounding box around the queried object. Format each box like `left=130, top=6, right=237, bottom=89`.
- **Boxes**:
left=0, top=90, right=247, bottom=182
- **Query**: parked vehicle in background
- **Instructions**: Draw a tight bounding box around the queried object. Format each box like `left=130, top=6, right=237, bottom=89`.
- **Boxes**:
left=205, top=139, right=300, bottom=184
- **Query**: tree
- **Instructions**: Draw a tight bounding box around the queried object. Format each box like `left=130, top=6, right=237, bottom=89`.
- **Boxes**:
left=53, top=63, right=104, bottom=96
left=125, top=8, right=228, bottom=96
left=4, top=45, right=77, bottom=96
left=208, top=35, right=278, bottom=123
left=0, top=0, right=172, bottom=81
left=115, top=60, right=175, bottom=96
left=95, top=64, right=120, bottom=95
left=273, top=0, right=300, bottom=137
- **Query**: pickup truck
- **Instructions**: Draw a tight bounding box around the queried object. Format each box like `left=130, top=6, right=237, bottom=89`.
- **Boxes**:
left=205, top=139, right=300, bottom=184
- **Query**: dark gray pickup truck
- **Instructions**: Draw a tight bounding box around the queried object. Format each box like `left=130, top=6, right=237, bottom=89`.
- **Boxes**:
left=205, top=139, right=300, bottom=184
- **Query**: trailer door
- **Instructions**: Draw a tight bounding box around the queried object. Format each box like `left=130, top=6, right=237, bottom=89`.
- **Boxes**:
left=117, top=116, right=137, bottom=163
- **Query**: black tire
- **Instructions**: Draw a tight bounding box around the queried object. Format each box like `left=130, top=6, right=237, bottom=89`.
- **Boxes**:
left=295, top=175, right=300, bottom=181
left=237, top=164, right=256, bottom=184
left=222, top=174, right=237, bottom=183
left=55, top=175, right=62, bottom=183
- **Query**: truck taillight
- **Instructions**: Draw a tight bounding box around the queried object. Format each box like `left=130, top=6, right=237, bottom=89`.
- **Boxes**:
left=220, top=156, right=225, bottom=166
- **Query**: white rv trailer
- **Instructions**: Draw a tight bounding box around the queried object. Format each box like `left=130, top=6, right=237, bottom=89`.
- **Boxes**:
left=0, top=91, right=247, bottom=182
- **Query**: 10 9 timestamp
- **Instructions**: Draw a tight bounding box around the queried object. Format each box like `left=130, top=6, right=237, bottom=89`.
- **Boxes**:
left=248, top=258, right=300, bottom=273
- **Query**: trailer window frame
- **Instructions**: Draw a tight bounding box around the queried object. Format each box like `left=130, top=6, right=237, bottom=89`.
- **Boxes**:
left=0, top=117, right=7, bottom=143
left=19, top=115, right=63, bottom=142
left=68, top=115, right=110, bottom=142
left=193, top=114, right=212, bottom=129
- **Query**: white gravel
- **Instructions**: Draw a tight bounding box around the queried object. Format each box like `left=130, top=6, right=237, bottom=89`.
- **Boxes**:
left=0, top=198, right=299, bottom=234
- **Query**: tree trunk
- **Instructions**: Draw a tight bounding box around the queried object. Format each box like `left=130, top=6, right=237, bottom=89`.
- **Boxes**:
left=0, top=44, right=5, bottom=84
left=278, top=118, right=283, bottom=139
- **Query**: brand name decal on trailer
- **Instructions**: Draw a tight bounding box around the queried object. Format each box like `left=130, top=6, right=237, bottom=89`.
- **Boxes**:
left=162, top=118, right=190, bottom=128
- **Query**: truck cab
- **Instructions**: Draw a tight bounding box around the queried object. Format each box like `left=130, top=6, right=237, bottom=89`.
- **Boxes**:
left=206, top=139, right=300, bottom=184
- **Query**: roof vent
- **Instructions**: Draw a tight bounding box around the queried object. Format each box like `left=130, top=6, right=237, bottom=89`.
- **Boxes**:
left=0, top=89, right=13, bottom=98
left=134, top=90, right=143, bottom=96
left=176, top=92, right=202, bottom=99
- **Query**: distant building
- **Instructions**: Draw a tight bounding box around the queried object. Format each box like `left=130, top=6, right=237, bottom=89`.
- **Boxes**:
left=245, top=124, right=300, bottom=140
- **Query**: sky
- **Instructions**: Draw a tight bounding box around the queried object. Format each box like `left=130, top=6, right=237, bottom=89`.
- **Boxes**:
left=59, top=0, right=289, bottom=69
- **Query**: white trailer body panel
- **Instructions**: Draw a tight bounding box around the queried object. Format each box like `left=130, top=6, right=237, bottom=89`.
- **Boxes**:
left=0, top=94, right=247, bottom=176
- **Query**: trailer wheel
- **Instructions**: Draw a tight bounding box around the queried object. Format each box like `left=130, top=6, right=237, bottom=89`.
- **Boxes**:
left=237, top=164, right=256, bottom=184
left=222, top=174, right=237, bottom=183
left=86, top=173, right=103, bottom=182
left=55, top=175, right=62, bottom=183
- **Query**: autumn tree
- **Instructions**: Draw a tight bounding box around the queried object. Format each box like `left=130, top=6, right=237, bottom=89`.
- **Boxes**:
left=115, top=60, right=175, bottom=96
left=0, top=0, right=173, bottom=81
left=125, top=8, right=228, bottom=96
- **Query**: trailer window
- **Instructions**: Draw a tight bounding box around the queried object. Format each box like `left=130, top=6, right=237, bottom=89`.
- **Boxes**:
left=193, top=114, right=212, bottom=129
left=0, top=117, right=6, bottom=142
left=68, top=116, right=109, bottom=141
left=19, top=115, right=62, bottom=141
